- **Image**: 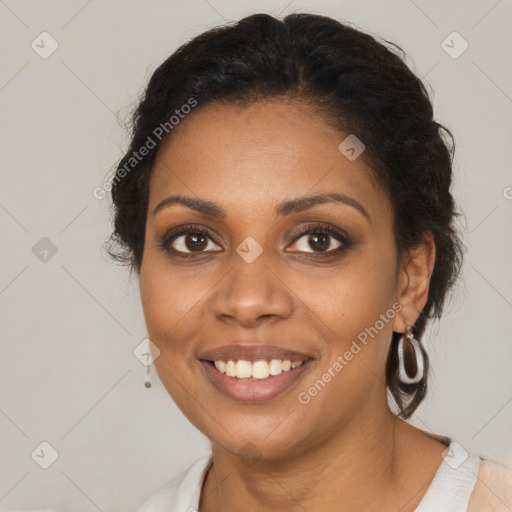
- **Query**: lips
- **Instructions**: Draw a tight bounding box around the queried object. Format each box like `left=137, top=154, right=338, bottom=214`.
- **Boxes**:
left=198, top=343, right=315, bottom=403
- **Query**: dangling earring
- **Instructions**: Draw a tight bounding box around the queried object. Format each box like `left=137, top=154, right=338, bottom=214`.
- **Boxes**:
left=398, top=321, right=424, bottom=384
left=134, top=337, right=160, bottom=389
left=144, top=364, right=152, bottom=388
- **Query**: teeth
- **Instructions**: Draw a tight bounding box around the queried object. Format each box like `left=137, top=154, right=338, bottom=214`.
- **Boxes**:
left=252, top=360, right=269, bottom=379
left=235, top=360, right=252, bottom=378
left=225, top=360, right=236, bottom=377
left=214, top=360, right=226, bottom=373
left=269, top=359, right=283, bottom=375
left=213, top=359, right=304, bottom=379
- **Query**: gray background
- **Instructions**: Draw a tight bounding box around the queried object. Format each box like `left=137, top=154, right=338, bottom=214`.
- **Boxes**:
left=1, top=0, right=511, bottom=510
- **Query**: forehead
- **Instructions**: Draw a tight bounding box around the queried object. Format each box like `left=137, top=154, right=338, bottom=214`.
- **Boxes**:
left=149, top=99, right=390, bottom=221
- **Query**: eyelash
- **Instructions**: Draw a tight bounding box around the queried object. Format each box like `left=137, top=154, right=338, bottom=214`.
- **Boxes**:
left=158, top=223, right=352, bottom=259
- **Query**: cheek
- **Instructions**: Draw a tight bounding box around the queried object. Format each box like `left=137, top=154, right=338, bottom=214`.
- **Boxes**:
left=294, top=251, right=398, bottom=415
left=139, top=255, right=207, bottom=351
left=307, top=244, right=397, bottom=326
left=139, top=257, right=209, bottom=416
left=305, top=242, right=398, bottom=372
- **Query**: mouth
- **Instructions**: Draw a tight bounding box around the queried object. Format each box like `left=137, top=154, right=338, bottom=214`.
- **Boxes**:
left=204, top=358, right=309, bottom=379
left=198, top=344, right=315, bottom=403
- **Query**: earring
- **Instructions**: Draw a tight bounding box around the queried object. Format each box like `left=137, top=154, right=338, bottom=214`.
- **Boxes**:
left=397, top=322, right=424, bottom=384
left=144, top=364, right=152, bottom=388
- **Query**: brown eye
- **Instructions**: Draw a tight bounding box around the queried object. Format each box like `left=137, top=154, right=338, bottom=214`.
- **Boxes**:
left=171, top=231, right=221, bottom=253
left=287, top=223, right=351, bottom=256
left=184, top=233, right=208, bottom=251
left=306, top=233, right=332, bottom=252
left=159, top=225, right=223, bottom=256
left=293, top=232, right=342, bottom=253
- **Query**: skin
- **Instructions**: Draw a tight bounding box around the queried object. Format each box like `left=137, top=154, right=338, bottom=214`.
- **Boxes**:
left=139, top=98, right=445, bottom=511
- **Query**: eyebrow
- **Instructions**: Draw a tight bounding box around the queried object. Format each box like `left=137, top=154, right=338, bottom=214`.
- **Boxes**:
left=152, top=193, right=371, bottom=224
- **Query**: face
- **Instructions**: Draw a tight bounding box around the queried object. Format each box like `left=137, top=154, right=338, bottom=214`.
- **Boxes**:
left=139, top=99, right=406, bottom=461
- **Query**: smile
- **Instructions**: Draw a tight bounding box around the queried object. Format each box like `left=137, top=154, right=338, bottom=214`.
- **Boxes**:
left=198, top=343, right=316, bottom=402
left=200, top=360, right=315, bottom=403
left=212, top=358, right=305, bottom=379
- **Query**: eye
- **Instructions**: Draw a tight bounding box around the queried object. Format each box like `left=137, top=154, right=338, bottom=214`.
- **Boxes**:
left=287, top=223, right=350, bottom=255
left=159, top=222, right=351, bottom=258
left=159, top=225, right=222, bottom=257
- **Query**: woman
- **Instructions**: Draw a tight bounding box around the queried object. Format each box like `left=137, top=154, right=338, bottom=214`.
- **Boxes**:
left=107, top=12, right=511, bottom=511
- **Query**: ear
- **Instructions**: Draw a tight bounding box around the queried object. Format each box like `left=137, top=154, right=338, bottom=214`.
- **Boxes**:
left=392, top=232, right=436, bottom=333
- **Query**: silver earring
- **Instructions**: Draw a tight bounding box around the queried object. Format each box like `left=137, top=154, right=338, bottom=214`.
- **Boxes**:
left=398, top=322, right=424, bottom=384
left=144, top=364, right=152, bottom=388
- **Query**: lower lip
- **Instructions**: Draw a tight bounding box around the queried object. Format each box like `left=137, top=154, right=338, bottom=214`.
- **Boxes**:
left=200, top=360, right=314, bottom=403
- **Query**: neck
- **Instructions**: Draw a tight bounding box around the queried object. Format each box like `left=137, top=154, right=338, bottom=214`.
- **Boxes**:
left=200, top=400, right=414, bottom=511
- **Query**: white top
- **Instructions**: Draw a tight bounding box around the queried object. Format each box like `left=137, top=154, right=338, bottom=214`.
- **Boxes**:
left=136, top=439, right=511, bottom=511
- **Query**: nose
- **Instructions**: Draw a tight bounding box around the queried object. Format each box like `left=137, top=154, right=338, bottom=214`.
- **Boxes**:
left=210, top=251, right=295, bottom=327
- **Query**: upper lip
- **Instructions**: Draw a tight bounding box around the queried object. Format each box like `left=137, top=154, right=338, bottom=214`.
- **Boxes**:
left=198, top=343, right=314, bottom=362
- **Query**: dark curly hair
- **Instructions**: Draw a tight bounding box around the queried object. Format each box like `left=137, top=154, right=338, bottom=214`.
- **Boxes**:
left=106, top=12, right=464, bottom=419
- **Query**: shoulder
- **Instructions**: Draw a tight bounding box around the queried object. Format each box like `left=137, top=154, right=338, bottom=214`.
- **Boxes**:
left=136, top=453, right=212, bottom=512
left=415, top=439, right=481, bottom=511
left=467, top=457, right=512, bottom=512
